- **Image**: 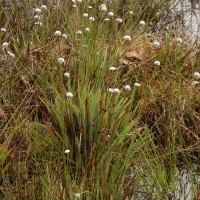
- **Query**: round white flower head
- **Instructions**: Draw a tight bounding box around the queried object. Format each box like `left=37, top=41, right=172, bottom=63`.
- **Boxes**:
left=116, top=18, right=123, bottom=23
left=54, top=31, right=62, bottom=37
left=113, top=88, right=120, bottom=93
left=194, top=72, right=200, bottom=80
left=66, top=92, right=74, bottom=98
left=62, top=34, right=68, bottom=39
left=176, top=37, right=183, bottom=43
left=41, top=5, right=47, bottom=10
left=76, top=30, right=82, bottom=35
left=58, top=57, right=65, bottom=64
left=104, top=18, right=110, bottom=21
left=72, top=4, right=76, bottom=8
left=134, top=83, right=141, bottom=87
left=139, top=20, right=145, bottom=26
left=100, top=4, right=106, bottom=8
left=154, top=60, right=161, bottom=66
left=129, top=11, right=134, bottom=15
left=191, top=81, right=199, bottom=87
left=107, top=88, right=114, bottom=93
left=35, top=8, right=42, bottom=14
left=74, top=193, right=81, bottom=199
left=108, top=12, right=114, bottom=17
left=77, top=0, right=82, bottom=3
left=1, top=28, right=7, bottom=32
left=72, top=0, right=76, bottom=2
left=2, top=42, right=9, bottom=48
left=85, top=28, right=90, bottom=32
left=123, top=35, right=132, bottom=41
left=7, top=51, right=15, bottom=58
left=64, top=72, right=70, bottom=78
left=100, top=6, right=107, bottom=12
left=35, top=22, right=42, bottom=26
left=109, top=66, right=116, bottom=71
left=88, top=6, right=92, bottom=9
left=34, top=15, right=40, bottom=20
left=65, top=149, right=70, bottom=154
left=124, top=85, right=131, bottom=91
left=83, top=13, right=88, bottom=17
left=153, top=41, right=160, bottom=47
left=89, top=17, right=95, bottom=21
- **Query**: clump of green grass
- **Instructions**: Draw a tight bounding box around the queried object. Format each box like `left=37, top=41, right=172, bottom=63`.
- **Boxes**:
left=0, top=0, right=199, bottom=199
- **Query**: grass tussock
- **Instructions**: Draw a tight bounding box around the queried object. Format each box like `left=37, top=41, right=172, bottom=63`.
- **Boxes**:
left=0, top=0, right=200, bottom=199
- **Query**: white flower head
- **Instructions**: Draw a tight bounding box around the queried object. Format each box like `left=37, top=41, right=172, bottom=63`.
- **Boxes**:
left=35, top=22, right=42, bottom=26
left=123, top=35, right=131, bottom=41
left=76, top=30, right=82, bottom=35
left=100, top=5, right=107, bottom=12
left=85, top=28, right=90, bottom=32
left=62, top=34, right=68, bottom=39
left=35, top=8, right=42, bottom=14
left=139, top=20, right=145, bottom=26
left=64, top=72, right=70, bottom=78
left=65, top=149, right=70, bottom=154
left=154, top=60, right=161, bottom=66
left=104, top=18, right=110, bottom=21
left=1, top=28, right=7, bottom=32
left=34, top=15, right=41, bottom=20
left=194, top=72, right=200, bottom=80
left=7, top=51, right=15, bottom=58
left=88, top=6, right=92, bottom=9
left=58, top=57, right=65, bottom=64
left=134, top=83, right=141, bottom=87
left=153, top=41, right=160, bottom=47
left=191, top=81, right=199, bottom=87
left=2, top=42, right=9, bottom=48
left=74, top=193, right=81, bottom=199
left=89, top=17, right=95, bottom=21
left=41, top=5, right=47, bottom=10
left=113, top=88, right=120, bottom=93
left=83, top=13, right=88, bottom=17
left=176, top=37, right=183, bottom=43
left=72, top=4, right=76, bottom=8
left=108, top=12, right=114, bottom=17
left=66, top=92, right=74, bottom=98
left=124, top=85, right=131, bottom=91
left=129, top=11, right=134, bottom=15
left=109, top=66, right=116, bottom=71
left=77, top=0, right=82, bottom=3
left=107, top=88, right=114, bottom=93
left=54, top=31, right=62, bottom=37
left=116, top=18, right=123, bottom=23
left=72, top=0, right=76, bottom=2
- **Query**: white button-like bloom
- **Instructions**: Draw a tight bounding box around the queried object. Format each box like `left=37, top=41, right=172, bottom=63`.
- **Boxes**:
left=34, top=15, right=40, bottom=20
left=129, top=11, right=134, bottom=15
left=83, top=13, right=88, bottom=17
left=113, top=88, right=120, bottom=93
left=65, top=149, right=70, bottom=154
left=2, top=42, right=9, bottom=48
left=123, top=35, right=131, bottom=41
left=176, top=38, right=183, bottom=43
left=41, top=5, right=47, bottom=10
left=104, top=18, right=110, bottom=21
left=109, top=66, right=116, bottom=71
left=66, top=92, right=74, bottom=98
left=134, top=83, right=141, bottom=87
left=35, top=8, right=42, bottom=14
left=77, top=0, right=82, bottom=3
left=76, top=30, right=82, bottom=35
left=85, top=28, right=90, bottom=32
left=107, top=88, right=114, bottom=93
left=54, top=31, right=62, bottom=37
left=62, top=34, right=68, bottom=39
left=108, top=12, right=114, bottom=17
left=153, top=41, right=160, bottom=47
left=72, top=4, right=76, bottom=8
left=58, top=57, right=65, bottom=64
left=100, top=6, right=107, bottom=12
left=7, top=51, right=15, bottom=58
left=89, top=17, right=95, bottom=21
left=116, top=18, right=123, bottom=23
left=74, top=193, right=81, bottom=199
left=64, top=72, right=70, bottom=78
left=35, top=22, right=42, bottom=26
left=139, top=20, right=145, bottom=26
left=154, top=61, right=161, bottom=66
left=1, top=28, right=7, bottom=32
left=191, top=81, right=199, bottom=87
left=124, top=85, right=131, bottom=91
left=194, top=72, right=200, bottom=79
left=88, top=6, right=92, bottom=9
left=72, top=0, right=76, bottom=2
